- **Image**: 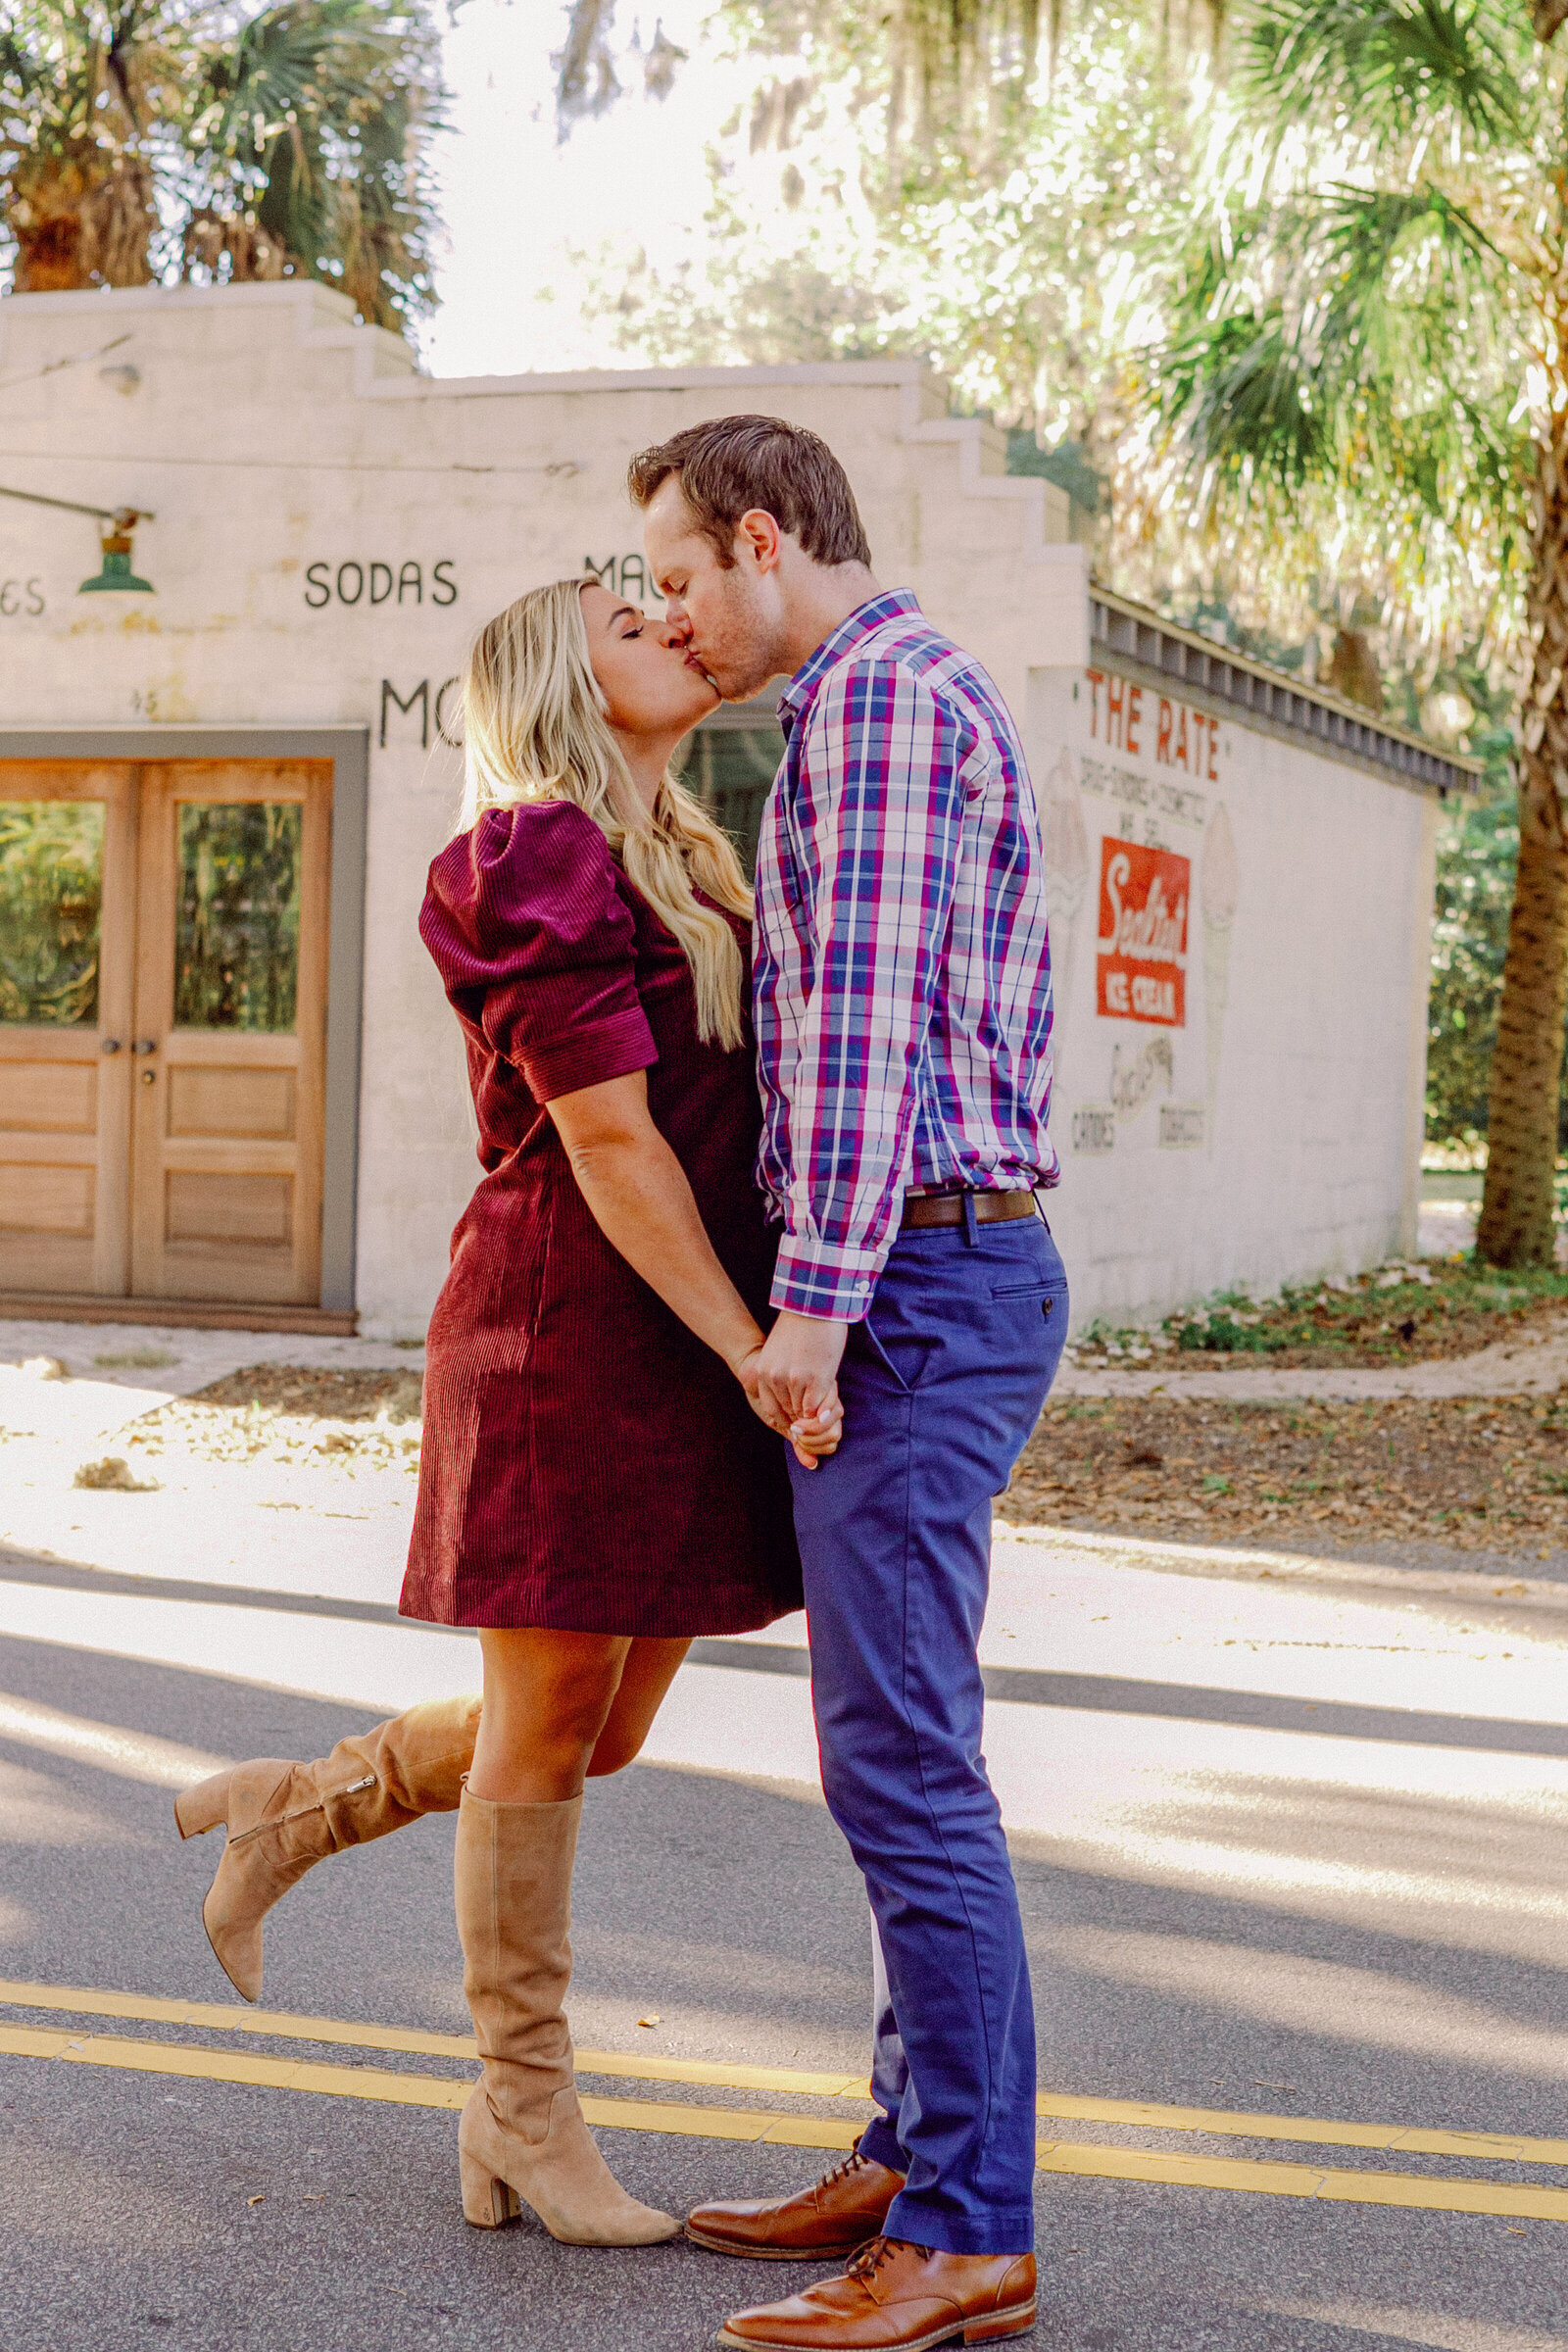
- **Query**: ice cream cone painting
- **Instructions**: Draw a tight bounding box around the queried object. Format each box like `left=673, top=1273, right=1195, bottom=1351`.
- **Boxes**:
left=1200, top=803, right=1239, bottom=1152
left=1041, top=747, right=1090, bottom=1030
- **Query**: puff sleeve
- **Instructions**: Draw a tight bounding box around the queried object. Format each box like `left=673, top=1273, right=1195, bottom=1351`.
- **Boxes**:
left=420, top=803, right=657, bottom=1101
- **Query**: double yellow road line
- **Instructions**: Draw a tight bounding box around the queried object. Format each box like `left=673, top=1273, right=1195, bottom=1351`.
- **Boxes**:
left=4, top=1980, right=1565, bottom=2224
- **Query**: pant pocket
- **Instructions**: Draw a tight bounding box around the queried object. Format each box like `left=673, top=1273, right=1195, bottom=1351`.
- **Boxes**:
left=851, top=1307, right=928, bottom=1395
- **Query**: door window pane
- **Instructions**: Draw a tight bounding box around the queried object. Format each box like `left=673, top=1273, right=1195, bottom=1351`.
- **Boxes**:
left=0, top=801, right=104, bottom=1026
left=174, top=803, right=302, bottom=1033
left=674, top=721, right=783, bottom=877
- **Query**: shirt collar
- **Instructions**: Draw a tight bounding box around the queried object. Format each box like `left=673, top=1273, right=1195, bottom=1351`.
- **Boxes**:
left=776, top=589, right=923, bottom=728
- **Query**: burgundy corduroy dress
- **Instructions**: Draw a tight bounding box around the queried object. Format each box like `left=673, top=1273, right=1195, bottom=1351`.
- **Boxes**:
left=399, top=800, right=803, bottom=1635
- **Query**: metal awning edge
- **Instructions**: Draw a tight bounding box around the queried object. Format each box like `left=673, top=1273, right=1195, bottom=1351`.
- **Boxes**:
left=1090, top=587, right=1483, bottom=796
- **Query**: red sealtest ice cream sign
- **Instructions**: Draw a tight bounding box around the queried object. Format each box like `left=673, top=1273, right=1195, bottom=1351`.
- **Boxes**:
left=1097, top=838, right=1189, bottom=1026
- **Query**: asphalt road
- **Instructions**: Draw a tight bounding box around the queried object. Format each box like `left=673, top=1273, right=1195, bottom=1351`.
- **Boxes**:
left=3, top=1352, right=1568, bottom=2350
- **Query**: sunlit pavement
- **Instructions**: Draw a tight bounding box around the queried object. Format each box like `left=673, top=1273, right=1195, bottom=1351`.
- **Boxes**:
left=2, top=1340, right=1567, bottom=2349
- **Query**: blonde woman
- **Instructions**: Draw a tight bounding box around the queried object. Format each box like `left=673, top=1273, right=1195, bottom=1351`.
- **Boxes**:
left=175, top=579, right=838, bottom=2248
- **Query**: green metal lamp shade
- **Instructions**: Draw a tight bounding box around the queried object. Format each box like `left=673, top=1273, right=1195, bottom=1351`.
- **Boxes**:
left=79, top=524, right=153, bottom=594
left=0, top=487, right=157, bottom=592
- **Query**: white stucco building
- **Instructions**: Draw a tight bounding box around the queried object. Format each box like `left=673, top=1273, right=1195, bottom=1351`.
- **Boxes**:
left=0, top=283, right=1471, bottom=1337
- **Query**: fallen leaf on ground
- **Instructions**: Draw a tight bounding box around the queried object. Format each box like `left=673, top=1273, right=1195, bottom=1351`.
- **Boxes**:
left=74, top=1456, right=161, bottom=1493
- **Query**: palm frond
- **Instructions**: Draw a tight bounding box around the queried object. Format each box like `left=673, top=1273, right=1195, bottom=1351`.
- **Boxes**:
left=1161, top=181, right=1523, bottom=528
left=1244, top=0, right=1525, bottom=145
left=182, top=0, right=445, bottom=327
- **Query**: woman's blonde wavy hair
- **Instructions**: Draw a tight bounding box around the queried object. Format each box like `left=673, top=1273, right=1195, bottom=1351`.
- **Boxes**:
left=458, top=578, right=753, bottom=1051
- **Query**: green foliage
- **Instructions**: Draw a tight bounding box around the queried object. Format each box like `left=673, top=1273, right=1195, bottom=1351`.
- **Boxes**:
left=1150, top=0, right=1559, bottom=664
left=595, top=0, right=1206, bottom=564
left=1006, top=429, right=1103, bottom=514
left=1074, top=1254, right=1568, bottom=1365
left=174, top=802, right=301, bottom=1033
left=1241, top=0, right=1524, bottom=144
left=186, top=0, right=446, bottom=327
left=0, top=800, right=103, bottom=1027
left=0, top=0, right=447, bottom=327
left=1160, top=184, right=1522, bottom=515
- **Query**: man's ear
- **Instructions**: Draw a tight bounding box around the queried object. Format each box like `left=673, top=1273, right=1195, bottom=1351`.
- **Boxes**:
left=737, top=509, right=783, bottom=575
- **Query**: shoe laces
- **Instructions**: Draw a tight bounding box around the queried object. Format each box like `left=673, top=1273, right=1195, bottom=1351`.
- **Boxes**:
left=818, top=2148, right=875, bottom=2193
left=846, top=2235, right=930, bottom=2284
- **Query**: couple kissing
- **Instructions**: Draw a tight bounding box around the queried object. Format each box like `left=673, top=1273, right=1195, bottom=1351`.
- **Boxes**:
left=174, top=412, right=1068, bottom=2352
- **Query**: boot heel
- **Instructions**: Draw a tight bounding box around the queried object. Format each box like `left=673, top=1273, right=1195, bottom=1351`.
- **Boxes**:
left=173, top=1771, right=232, bottom=1840
left=461, top=2149, right=519, bottom=2230
left=965, top=2301, right=1036, bottom=2343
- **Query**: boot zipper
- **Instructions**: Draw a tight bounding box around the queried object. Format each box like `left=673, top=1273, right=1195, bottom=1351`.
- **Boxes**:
left=227, top=1775, right=378, bottom=1847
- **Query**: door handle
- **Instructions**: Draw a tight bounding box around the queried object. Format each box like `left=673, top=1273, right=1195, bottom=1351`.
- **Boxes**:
left=131, top=1039, right=158, bottom=1055
left=101, top=1038, right=122, bottom=1054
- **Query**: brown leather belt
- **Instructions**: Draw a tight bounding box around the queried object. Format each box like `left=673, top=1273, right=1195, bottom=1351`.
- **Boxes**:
left=901, top=1188, right=1041, bottom=1232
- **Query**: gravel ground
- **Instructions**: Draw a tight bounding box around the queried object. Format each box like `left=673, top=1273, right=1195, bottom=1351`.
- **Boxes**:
left=1010, top=1394, right=1568, bottom=1562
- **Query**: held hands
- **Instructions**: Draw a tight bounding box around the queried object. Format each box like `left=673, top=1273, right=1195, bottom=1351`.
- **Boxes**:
left=733, top=1348, right=843, bottom=1468
left=732, top=1309, right=851, bottom=1473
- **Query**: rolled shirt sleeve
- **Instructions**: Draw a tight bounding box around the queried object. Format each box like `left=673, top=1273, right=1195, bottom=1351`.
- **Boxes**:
left=766, top=659, right=970, bottom=1319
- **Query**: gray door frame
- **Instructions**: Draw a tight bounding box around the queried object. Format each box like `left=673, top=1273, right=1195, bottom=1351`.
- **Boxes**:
left=0, top=725, right=368, bottom=1313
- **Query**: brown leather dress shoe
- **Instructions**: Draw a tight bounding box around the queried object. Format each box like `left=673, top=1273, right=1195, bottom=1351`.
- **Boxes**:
left=687, top=2146, right=906, bottom=2260
left=716, top=2236, right=1037, bottom=2350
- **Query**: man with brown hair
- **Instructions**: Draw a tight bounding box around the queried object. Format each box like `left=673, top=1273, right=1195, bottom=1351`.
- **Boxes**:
left=632, top=416, right=1067, bottom=2351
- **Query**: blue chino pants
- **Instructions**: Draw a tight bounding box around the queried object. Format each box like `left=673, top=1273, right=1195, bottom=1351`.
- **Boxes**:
left=787, top=1206, right=1068, bottom=2255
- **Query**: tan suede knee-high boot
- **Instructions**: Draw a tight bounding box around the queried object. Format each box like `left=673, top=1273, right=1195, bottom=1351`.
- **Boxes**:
left=455, top=1786, right=678, bottom=2246
left=173, top=1694, right=482, bottom=2002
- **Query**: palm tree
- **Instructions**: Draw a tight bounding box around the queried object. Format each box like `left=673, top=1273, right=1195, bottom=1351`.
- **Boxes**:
left=0, top=0, right=446, bottom=331
left=1156, top=0, right=1568, bottom=1266
left=0, top=3, right=166, bottom=290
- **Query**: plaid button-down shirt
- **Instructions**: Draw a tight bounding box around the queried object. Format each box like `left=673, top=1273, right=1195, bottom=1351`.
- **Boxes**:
left=753, top=589, right=1057, bottom=1322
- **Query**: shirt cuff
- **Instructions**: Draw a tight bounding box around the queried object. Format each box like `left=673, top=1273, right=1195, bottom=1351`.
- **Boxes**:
left=523, top=1007, right=657, bottom=1102
left=769, top=1234, right=885, bottom=1321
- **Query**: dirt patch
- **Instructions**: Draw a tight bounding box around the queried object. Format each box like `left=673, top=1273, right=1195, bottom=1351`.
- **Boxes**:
left=125, top=1363, right=423, bottom=1473
left=1009, top=1394, right=1568, bottom=1558
left=1070, top=1260, right=1568, bottom=1373
left=185, top=1365, right=424, bottom=1423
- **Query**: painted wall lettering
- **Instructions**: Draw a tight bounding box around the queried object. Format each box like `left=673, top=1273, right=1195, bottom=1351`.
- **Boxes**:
left=308, top=560, right=457, bottom=610
left=381, top=676, right=426, bottom=745
left=1096, top=836, right=1189, bottom=1027
left=1086, top=668, right=1220, bottom=781
left=1086, top=668, right=1142, bottom=754
left=1158, top=1102, right=1206, bottom=1149
left=583, top=554, right=662, bottom=601
left=380, top=675, right=463, bottom=749
left=1070, top=1106, right=1116, bottom=1155
left=1154, top=694, right=1220, bottom=781
left=0, top=577, right=45, bottom=617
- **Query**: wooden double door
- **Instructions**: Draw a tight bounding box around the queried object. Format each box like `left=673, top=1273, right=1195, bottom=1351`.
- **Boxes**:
left=0, top=760, right=332, bottom=1306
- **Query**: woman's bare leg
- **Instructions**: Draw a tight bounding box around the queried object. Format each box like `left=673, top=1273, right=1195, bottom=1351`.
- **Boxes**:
left=175, top=1632, right=691, bottom=2003
left=469, top=1629, right=691, bottom=1798
left=468, top=1628, right=633, bottom=1801
left=586, top=1637, right=690, bottom=1777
